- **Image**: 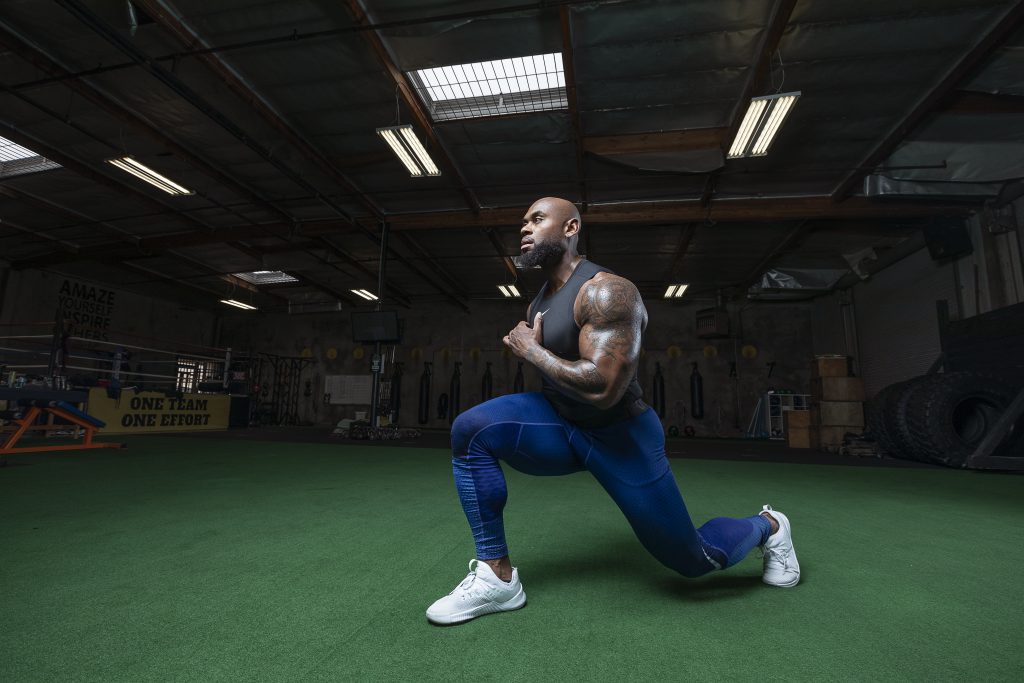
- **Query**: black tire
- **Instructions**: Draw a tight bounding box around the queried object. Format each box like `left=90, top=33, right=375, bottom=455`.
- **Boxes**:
left=905, top=371, right=1018, bottom=467
left=881, top=376, right=937, bottom=462
left=865, top=382, right=902, bottom=454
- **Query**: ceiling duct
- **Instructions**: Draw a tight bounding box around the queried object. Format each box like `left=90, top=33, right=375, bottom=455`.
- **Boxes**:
left=747, top=267, right=849, bottom=301
left=863, top=174, right=1001, bottom=199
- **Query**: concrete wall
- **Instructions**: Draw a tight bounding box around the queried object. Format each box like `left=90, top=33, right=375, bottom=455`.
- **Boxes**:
left=218, top=297, right=816, bottom=437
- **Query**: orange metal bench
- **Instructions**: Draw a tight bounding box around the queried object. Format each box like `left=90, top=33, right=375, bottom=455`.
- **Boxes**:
left=1, top=399, right=125, bottom=457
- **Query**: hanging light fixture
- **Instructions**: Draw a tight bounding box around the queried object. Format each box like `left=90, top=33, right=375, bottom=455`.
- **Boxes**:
left=663, top=284, right=688, bottom=299
left=106, top=156, right=193, bottom=195
left=351, top=289, right=379, bottom=301
left=220, top=299, right=257, bottom=310
left=727, top=91, right=801, bottom=159
left=376, top=125, right=440, bottom=177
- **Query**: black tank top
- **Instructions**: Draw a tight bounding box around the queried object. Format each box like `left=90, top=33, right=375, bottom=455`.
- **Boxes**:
left=527, top=259, right=645, bottom=428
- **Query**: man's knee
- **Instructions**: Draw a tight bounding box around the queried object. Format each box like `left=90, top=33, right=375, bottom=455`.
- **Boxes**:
left=652, top=546, right=716, bottom=578
left=450, top=405, right=491, bottom=456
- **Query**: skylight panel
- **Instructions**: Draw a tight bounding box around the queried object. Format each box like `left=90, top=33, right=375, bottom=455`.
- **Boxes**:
left=232, top=270, right=298, bottom=285
left=409, top=53, right=567, bottom=122
left=0, top=135, right=61, bottom=178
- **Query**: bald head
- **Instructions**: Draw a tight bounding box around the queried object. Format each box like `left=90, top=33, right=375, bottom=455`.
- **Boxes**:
left=529, top=197, right=580, bottom=226
left=517, top=196, right=583, bottom=270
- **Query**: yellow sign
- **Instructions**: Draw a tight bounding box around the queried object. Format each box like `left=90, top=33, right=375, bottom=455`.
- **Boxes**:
left=88, top=388, right=229, bottom=434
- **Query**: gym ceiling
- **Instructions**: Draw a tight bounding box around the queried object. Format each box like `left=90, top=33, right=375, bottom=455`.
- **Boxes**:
left=1, top=0, right=1022, bottom=313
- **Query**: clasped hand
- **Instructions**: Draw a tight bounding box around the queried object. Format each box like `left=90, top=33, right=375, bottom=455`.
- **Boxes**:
left=503, top=312, right=543, bottom=359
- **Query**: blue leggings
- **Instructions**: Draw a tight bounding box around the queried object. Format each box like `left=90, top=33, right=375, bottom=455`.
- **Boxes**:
left=450, top=393, right=771, bottom=577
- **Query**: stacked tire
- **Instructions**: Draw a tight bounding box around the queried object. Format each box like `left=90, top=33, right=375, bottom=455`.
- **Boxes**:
left=866, top=371, right=1021, bottom=468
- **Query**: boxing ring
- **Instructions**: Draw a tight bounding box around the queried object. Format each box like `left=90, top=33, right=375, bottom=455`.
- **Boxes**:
left=1, top=320, right=241, bottom=440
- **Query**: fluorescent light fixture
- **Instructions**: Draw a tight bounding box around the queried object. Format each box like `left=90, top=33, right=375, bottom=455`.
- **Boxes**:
left=220, top=299, right=257, bottom=310
left=727, top=91, right=801, bottom=159
left=498, top=284, right=522, bottom=298
left=507, top=284, right=521, bottom=297
left=664, top=284, right=689, bottom=299
left=399, top=127, right=440, bottom=176
left=408, top=53, right=567, bottom=121
left=351, top=289, right=379, bottom=301
left=0, top=135, right=61, bottom=178
left=376, top=125, right=440, bottom=177
left=232, top=270, right=298, bottom=285
left=106, top=156, right=193, bottom=195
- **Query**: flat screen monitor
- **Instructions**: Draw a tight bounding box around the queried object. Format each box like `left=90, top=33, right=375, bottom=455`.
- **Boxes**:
left=351, top=310, right=401, bottom=343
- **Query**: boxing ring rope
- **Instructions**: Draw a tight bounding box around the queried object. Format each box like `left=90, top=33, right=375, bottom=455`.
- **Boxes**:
left=1, top=321, right=234, bottom=393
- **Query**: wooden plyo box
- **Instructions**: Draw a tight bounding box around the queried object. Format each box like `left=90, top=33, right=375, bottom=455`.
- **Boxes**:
left=787, top=428, right=819, bottom=449
left=813, top=377, right=865, bottom=402
left=818, top=401, right=865, bottom=427
left=783, top=409, right=812, bottom=430
left=812, top=356, right=850, bottom=378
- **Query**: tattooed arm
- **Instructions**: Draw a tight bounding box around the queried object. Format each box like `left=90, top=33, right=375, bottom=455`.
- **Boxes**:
left=503, top=273, right=647, bottom=409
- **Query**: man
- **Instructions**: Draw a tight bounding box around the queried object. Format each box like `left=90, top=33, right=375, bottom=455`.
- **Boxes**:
left=426, top=197, right=799, bottom=626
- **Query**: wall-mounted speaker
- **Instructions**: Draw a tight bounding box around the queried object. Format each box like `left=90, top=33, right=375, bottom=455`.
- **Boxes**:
left=923, top=217, right=973, bottom=260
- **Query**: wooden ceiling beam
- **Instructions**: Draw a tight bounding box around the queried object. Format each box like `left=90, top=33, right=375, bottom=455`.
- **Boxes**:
left=385, top=196, right=976, bottom=230
left=560, top=6, right=587, bottom=208
left=14, top=196, right=975, bottom=271
left=832, top=0, right=1024, bottom=200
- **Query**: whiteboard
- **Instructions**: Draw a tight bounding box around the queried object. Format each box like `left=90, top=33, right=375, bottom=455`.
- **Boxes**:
left=324, top=374, right=372, bottom=404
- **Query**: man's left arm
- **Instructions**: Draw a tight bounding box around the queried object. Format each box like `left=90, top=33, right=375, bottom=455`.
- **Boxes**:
left=503, top=275, right=645, bottom=409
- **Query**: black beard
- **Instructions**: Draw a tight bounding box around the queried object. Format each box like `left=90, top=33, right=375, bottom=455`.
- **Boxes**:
left=515, top=241, right=566, bottom=270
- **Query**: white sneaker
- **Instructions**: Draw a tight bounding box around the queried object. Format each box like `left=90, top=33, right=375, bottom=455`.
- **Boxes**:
left=759, top=505, right=800, bottom=587
left=426, top=559, right=527, bottom=625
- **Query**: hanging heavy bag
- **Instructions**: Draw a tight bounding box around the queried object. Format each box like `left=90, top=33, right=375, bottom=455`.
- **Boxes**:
left=652, top=361, right=666, bottom=418
left=389, top=362, right=403, bottom=422
left=449, top=362, right=462, bottom=424
left=513, top=362, right=525, bottom=393
left=418, top=362, right=432, bottom=425
left=690, top=362, right=705, bottom=420
left=481, top=361, right=494, bottom=402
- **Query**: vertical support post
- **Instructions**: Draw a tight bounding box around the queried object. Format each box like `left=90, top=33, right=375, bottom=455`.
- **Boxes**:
left=113, top=348, right=123, bottom=383
left=0, top=264, right=10, bottom=322
left=223, top=347, right=232, bottom=390
left=369, top=219, right=390, bottom=427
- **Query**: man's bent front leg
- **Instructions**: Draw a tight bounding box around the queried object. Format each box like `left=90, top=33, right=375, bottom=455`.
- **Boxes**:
left=449, top=393, right=583, bottom=565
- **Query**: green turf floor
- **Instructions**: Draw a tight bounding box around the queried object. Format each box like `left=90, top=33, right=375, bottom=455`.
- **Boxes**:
left=2, top=436, right=1023, bottom=682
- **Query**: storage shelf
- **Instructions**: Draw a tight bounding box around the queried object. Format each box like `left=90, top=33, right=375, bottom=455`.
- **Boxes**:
left=765, top=392, right=810, bottom=440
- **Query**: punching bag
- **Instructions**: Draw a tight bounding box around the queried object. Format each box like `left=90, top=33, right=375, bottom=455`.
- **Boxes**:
left=690, top=362, right=705, bottom=420
left=389, top=362, right=403, bottom=423
left=652, top=362, right=666, bottom=418
left=481, top=362, right=493, bottom=402
left=418, top=362, right=432, bottom=425
left=513, top=362, right=525, bottom=393
left=449, top=362, right=462, bottom=424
